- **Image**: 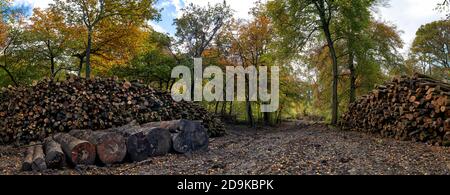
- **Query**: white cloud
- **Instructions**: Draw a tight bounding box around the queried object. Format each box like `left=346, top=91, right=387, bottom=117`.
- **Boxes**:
left=170, top=0, right=183, bottom=18
left=183, top=0, right=266, bottom=19
left=13, top=0, right=53, bottom=9
left=375, top=0, right=447, bottom=54
left=149, top=21, right=168, bottom=34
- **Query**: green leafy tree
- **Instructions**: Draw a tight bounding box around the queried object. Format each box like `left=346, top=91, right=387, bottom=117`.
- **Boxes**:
left=267, top=0, right=356, bottom=124
left=175, top=1, right=233, bottom=58
left=27, top=8, right=76, bottom=78
left=110, top=30, right=180, bottom=90
left=0, top=5, right=32, bottom=86
left=410, top=20, right=449, bottom=80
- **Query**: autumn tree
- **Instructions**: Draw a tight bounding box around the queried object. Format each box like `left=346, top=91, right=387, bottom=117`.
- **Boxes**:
left=335, top=0, right=374, bottom=103
left=0, top=1, right=8, bottom=44
left=0, top=0, right=10, bottom=83
left=410, top=20, right=449, bottom=80
left=174, top=1, right=233, bottom=101
left=233, top=14, right=274, bottom=126
left=28, top=8, right=75, bottom=78
left=367, top=21, right=404, bottom=74
left=175, top=1, right=233, bottom=58
left=52, top=0, right=160, bottom=78
left=0, top=4, right=29, bottom=86
left=268, top=0, right=347, bottom=125
left=110, top=30, right=184, bottom=90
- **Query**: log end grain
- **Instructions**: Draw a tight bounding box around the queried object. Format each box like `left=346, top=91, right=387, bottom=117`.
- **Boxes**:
left=44, top=138, right=66, bottom=169
left=96, top=132, right=127, bottom=164
left=146, top=128, right=172, bottom=157
left=70, top=142, right=96, bottom=165
left=126, top=132, right=151, bottom=162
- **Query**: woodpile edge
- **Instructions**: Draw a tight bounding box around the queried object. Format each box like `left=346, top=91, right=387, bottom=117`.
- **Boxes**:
left=341, top=73, right=450, bottom=146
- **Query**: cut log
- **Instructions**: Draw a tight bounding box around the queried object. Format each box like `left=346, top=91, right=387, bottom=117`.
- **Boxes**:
left=143, top=120, right=209, bottom=154
left=445, top=119, right=450, bottom=132
left=443, top=132, right=450, bottom=146
left=109, top=125, right=151, bottom=162
left=69, top=130, right=127, bottom=165
left=32, top=144, right=47, bottom=171
left=172, top=121, right=209, bottom=153
left=141, top=120, right=200, bottom=132
left=53, top=133, right=96, bottom=165
left=22, top=144, right=35, bottom=171
left=146, top=128, right=172, bottom=157
left=44, top=138, right=65, bottom=169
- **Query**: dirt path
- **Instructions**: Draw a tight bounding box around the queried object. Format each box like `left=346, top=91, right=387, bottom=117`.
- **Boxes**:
left=1, top=122, right=450, bottom=175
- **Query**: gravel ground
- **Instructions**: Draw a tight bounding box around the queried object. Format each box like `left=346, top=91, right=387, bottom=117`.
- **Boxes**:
left=1, top=122, right=450, bottom=175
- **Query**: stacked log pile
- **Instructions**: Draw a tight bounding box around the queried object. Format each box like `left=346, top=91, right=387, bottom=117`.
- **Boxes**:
left=0, top=76, right=225, bottom=145
left=21, top=120, right=209, bottom=171
left=341, top=73, right=450, bottom=146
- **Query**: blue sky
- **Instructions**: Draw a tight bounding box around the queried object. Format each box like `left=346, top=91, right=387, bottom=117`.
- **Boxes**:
left=150, top=0, right=184, bottom=36
left=11, top=0, right=449, bottom=53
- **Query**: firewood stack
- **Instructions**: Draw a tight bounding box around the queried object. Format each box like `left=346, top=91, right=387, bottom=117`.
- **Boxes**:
left=341, top=73, right=450, bottom=146
left=0, top=76, right=225, bottom=145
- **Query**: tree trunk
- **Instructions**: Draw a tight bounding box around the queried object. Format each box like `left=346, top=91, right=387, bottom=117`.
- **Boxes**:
left=276, top=105, right=284, bottom=124
left=78, top=55, right=84, bottom=77
left=315, top=0, right=339, bottom=125
left=264, top=112, right=270, bottom=125
left=349, top=51, right=356, bottom=103
left=323, top=24, right=339, bottom=125
left=48, top=40, right=56, bottom=79
left=50, top=57, right=55, bottom=79
left=229, top=101, right=233, bottom=117
left=166, top=79, right=171, bottom=91
left=53, top=133, right=96, bottom=166
left=85, top=29, right=93, bottom=79
left=169, top=78, right=176, bottom=91
left=0, top=65, right=18, bottom=86
left=429, top=63, right=432, bottom=76
left=215, top=101, right=220, bottom=114
left=245, top=75, right=255, bottom=127
left=221, top=101, right=227, bottom=116
left=44, top=138, right=65, bottom=169
left=246, top=100, right=254, bottom=128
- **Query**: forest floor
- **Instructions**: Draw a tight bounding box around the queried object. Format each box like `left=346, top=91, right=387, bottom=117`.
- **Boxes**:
left=1, top=121, right=450, bottom=175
